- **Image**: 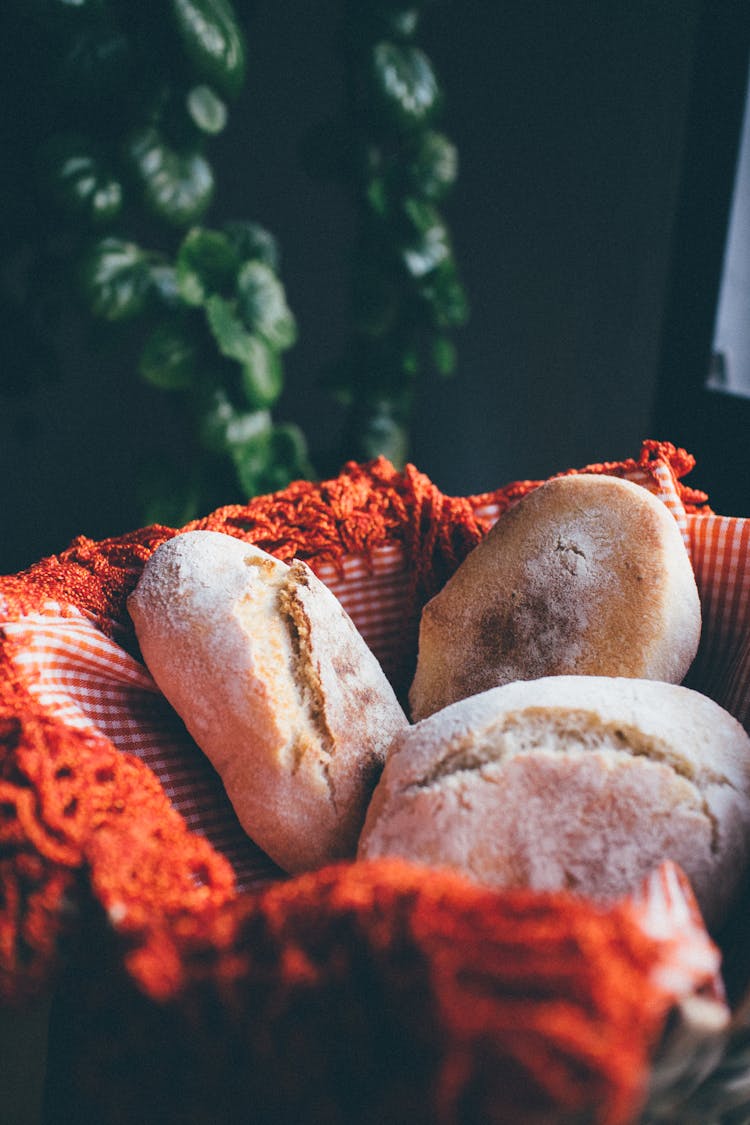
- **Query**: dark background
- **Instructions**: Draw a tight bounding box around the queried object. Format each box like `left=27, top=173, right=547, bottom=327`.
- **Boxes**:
left=1, top=7, right=750, bottom=1121
left=1, top=0, right=748, bottom=576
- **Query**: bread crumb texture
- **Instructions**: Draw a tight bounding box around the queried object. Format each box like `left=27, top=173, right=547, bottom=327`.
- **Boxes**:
left=360, top=676, right=750, bottom=930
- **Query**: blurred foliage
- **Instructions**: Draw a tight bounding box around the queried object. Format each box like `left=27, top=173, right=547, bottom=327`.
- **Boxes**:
left=0, top=0, right=466, bottom=520
left=0, top=0, right=311, bottom=522
left=307, top=0, right=469, bottom=467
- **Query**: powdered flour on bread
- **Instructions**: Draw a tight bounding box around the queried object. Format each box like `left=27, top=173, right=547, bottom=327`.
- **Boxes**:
left=360, top=676, right=750, bottom=930
left=128, top=530, right=408, bottom=873
left=409, top=474, right=701, bottom=721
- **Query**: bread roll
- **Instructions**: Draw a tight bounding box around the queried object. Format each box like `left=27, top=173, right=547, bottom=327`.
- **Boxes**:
left=409, top=474, right=701, bottom=721
left=128, top=530, right=408, bottom=873
left=359, top=676, right=750, bottom=930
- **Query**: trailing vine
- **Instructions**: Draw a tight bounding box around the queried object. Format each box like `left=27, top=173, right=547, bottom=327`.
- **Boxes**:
left=0, top=0, right=467, bottom=523
left=1, top=0, right=311, bottom=525
left=310, top=0, right=469, bottom=468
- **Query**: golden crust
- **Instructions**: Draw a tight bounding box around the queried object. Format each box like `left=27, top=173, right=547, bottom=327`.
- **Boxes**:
left=360, top=676, right=750, bottom=930
left=128, top=531, right=408, bottom=873
left=409, top=475, right=701, bottom=721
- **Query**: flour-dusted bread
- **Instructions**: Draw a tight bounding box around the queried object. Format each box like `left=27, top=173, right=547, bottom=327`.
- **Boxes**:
left=409, top=474, right=702, bottom=721
left=128, top=530, right=408, bottom=873
left=359, top=676, right=750, bottom=930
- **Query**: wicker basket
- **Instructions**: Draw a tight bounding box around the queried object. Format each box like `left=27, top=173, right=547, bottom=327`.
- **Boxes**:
left=2, top=441, right=749, bottom=1124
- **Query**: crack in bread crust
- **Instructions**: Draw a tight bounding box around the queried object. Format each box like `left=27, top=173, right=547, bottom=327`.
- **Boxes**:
left=130, top=530, right=408, bottom=873
left=406, top=710, right=733, bottom=793
left=277, top=564, right=338, bottom=808
left=360, top=677, right=750, bottom=928
left=401, top=711, right=730, bottom=857
left=554, top=535, right=587, bottom=575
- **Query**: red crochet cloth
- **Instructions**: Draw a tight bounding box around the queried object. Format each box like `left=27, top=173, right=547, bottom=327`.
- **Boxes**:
left=43, top=860, right=718, bottom=1125
left=0, top=439, right=708, bottom=633
left=0, top=440, right=726, bottom=1125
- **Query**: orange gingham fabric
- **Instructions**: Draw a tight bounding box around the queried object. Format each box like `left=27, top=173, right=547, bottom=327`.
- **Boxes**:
left=1, top=453, right=747, bottom=897
left=2, top=445, right=746, bottom=1125
left=0, top=602, right=279, bottom=891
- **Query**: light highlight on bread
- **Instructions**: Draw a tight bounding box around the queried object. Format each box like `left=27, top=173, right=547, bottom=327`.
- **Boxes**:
left=128, top=530, right=408, bottom=873
left=409, top=474, right=702, bottom=720
left=360, top=676, right=750, bottom=930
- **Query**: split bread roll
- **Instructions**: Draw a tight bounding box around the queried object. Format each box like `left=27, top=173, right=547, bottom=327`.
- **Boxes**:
left=359, top=676, right=750, bottom=930
left=128, top=530, right=408, bottom=873
left=409, top=474, right=702, bottom=721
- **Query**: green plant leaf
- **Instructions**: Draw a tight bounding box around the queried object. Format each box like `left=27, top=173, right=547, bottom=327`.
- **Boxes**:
left=177, top=228, right=240, bottom=305
left=197, top=387, right=272, bottom=454
left=269, top=422, right=312, bottom=476
left=432, top=334, right=457, bottom=377
left=236, top=261, right=297, bottom=350
left=357, top=401, right=409, bottom=466
left=127, top=127, right=214, bottom=227
left=149, top=263, right=181, bottom=307
left=40, top=135, right=122, bottom=225
left=230, top=429, right=273, bottom=496
left=223, top=221, right=279, bottom=271
left=204, top=294, right=283, bottom=407
left=204, top=294, right=256, bottom=364
left=370, top=42, right=439, bottom=131
left=377, top=6, right=420, bottom=39
left=419, top=259, right=470, bottom=328
left=57, top=155, right=121, bottom=224
left=170, top=0, right=246, bottom=99
left=400, top=198, right=450, bottom=277
left=365, top=176, right=389, bottom=216
left=80, top=237, right=152, bottom=321
left=186, top=84, right=228, bottom=135
left=224, top=407, right=273, bottom=450
left=240, top=341, right=283, bottom=409
left=407, top=130, right=457, bottom=201
left=400, top=341, right=420, bottom=377
left=138, top=318, right=199, bottom=390
left=230, top=423, right=308, bottom=497
left=50, top=0, right=106, bottom=10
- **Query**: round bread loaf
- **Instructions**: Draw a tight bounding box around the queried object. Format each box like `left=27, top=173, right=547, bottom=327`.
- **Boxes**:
left=359, top=676, right=750, bottom=930
left=409, top=474, right=702, bottom=721
left=128, top=530, right=408, bottom=873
